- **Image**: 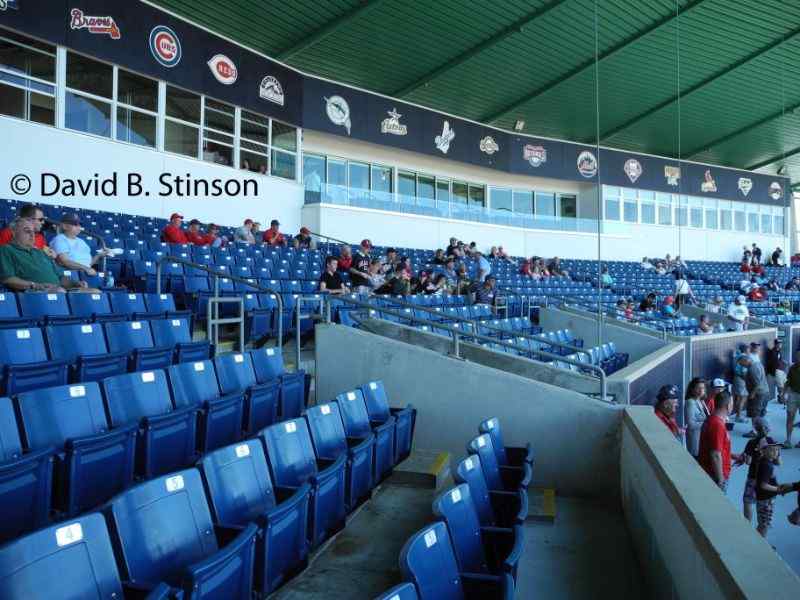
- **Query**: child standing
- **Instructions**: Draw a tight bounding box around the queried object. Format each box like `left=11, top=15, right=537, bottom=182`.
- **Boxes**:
left=755, top=439, right=789, bottom=538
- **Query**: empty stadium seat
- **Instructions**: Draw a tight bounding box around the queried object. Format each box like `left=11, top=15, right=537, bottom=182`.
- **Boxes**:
left=249, top=346, right=306, bottom=419
left=305, top=401, right=374, bottom=511
left=215, top=352, right=280, bottom=434
left=105, top=320, right=173, bottom=371
left=454, top=455, right=528, bottom=527
left=150, top=317, right=213, bottom=363
left=260, top=418, right=346, bottom=548
left=199, top=439, right=311, bottom=594
left=67, top=292, right=124, bottom=323
left=467, top=434, right=531, bottom=494
left=399, top=522, right=514, bottom=600
left=337, top=388, right=395, bottom=482
left=360, top=380, right=416, bottom=463
left=0, top=292, right=35, bottom=329
left=478, top=417, right=533, bottom=469
left=18, top=292, right=77, bottom=324
left=17, top=382, right=136, bottom=515
left=104, top=469, right=258, bottom=599
left=0, top=327, right=68, bottom=394
left=101, top=370, right=200, bottom=478
left=374, top=583, right=420, bottom=600
left=46, top=323, right=128, bottom=382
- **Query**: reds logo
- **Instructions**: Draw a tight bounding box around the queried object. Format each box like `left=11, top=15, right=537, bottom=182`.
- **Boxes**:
left=149, top=26, right=181, bottom=68
left=69, top=8, right=121, bottom=39
left=208, top=54, right=238, bottom=85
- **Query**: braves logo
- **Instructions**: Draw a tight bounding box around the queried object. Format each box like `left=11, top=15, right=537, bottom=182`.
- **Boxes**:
left=69, top=8, right=121, bottom=39
left=149, top=26, right=181, bottom=68
left=208, top=54, right=238, bottom=85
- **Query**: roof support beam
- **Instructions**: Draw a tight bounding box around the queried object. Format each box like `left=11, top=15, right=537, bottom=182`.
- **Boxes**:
left=598, top=27, right=800, bottom=142
left=392, top=0, right=569, bottom=98
left=276, top=0, right=389, bottom=61
left=747, top=146, right=800, bottom=172
left=481, top=0, right=708, bottom=125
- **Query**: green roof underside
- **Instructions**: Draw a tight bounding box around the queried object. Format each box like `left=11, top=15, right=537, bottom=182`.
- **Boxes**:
left=152, top=0, right=800, bottom=187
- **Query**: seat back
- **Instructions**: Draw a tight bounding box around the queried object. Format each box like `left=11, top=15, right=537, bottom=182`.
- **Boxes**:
left=375, top=583, right=419, bottom=600
left=260, top=418, right=318, bottom=488
left=67, top=292, right=111, bottom=318
left=46, top=323, right=108, bottom=362
left=167, top=360, right=221, bottom=408
left=150, top=318, right=192, bottom=346
left=453, top=455, right=494, bottom=527
left=107, top=469, right=218, bottom=584
left=214, top=352, right=257, bottom=394
left=102, top=371, right=172, bottom=426
left=432, top=484, right=487, bottom=574
left=335, top=389, right=372, bottom=438
left=18, top=383, right=109, bottom=450
left=109, top=292, right=148, bottom=315
left=0, top=327, right=48, bottom=366
left=304, top=402, right=348, bottom=461
left=399, top=521, right=463, bottom=600
left=0, top=396, right=21, bottom=460
left=104, top=320, right=155, bottom=353
left=143, top=293, right=177, bottom=313
left=0, top=513, right=123, bottom=599
left=359, top=380, right=392, bottom=422
left=18, top=292, right=70, bottom=319
left=200, top=439, right=276, bottom=525
left=0, top=292, right=19, bottom=318
left=478, top=417, right=508, bottom=467
left=248, top=347, right=285, bottom=383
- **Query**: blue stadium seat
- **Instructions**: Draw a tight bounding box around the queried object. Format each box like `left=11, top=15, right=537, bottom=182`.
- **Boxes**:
left=167, top=360, right=245, bottom=452
left=454, top=456, right=527, bottom=527
left=109, top=291, right=153, bottom=319
left=143, top=292, right=192, bottom=322
left=249, top=346, right=306, bottom=419
left=46, top=323, right=128, bottom=382
left=478, top=417, right=533, bottom=469
left=18, top=292, right=78, bottom=324
left=150, top=317, right=213, bottom=363
left=399, top=522, right=514, bottom=600
left=101, top=370, right=200, bottom=478
left=104, top=469, right=258, bottom=599
left=67, top=292, right=124, bottom=323
left=0, top=395, right=53, bottom=543
left=17, top=382, right=136, bottom=515
left=104, top=320, right=173, bottom=371
left=305, top=401, right=374, bottom=511
left=199, top=440, right=311, bottom=594
left=0, top=291, right=35, bottom=329
left=215, top=352, right=279, bottom=434
left=0, top=327, right=68, bottom=395
left=0, top=514, right=124, bottom=599
left=467, top=435, right=531, bottom=493
left=374, top=583, right=420, bottom=600
left=336, top=388, right=395, bottom=483
left=360, top=380, right=416, bottom=464
left=433, top=484, right=523, bottom=581
left=260, top=418, right=346, bottom=548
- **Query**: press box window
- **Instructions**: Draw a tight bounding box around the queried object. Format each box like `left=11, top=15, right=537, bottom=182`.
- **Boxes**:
left=0, top=31, right=56, bottom=125
left=240, top=109, right=269, bottom=174
left=164, top=85, right=200, bottom=158
left=203, top=98, right=234, bottom=167
left=116, top=69, right=157, bottom=148
left=271, top=121, right=297, bottom=180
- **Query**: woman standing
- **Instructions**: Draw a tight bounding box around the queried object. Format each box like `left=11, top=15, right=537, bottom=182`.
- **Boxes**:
left=685, top=378, right=709, bottom=458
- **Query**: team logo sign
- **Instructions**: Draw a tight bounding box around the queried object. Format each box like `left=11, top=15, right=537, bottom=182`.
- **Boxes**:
left=259, top=76, right=284, bottom=106
left=700, top=169, right=717, bottom=193
left=769, top=181, right=783, bottom=201
left=523, top=144, right=547, bottom=167
left=624, top=159, right=642, bottom=183
left=381, top=108, right=407, bottom=136
left=737, top=177, right=753, bottom=196
left=0, top=1, right=19, bottom=11
left=149, top=26, right=181, bottom=68
left=577, top=151, right=597, bottom=178
left=480, top=136, right=499, bottom=155
left=208, top=54, right=238, bottom=85
left=664, top=165, right=680, bottom=186
left=324, top=95, right=351, bottom=135
left=435, top=121, right=455, bottom=154
left=69, top=8, right=121, bottom=39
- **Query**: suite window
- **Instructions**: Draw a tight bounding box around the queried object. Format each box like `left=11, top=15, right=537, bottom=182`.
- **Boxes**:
left=746, top=205, right=759, bottom=233
left=657, top=193, right=672, bottom=225
left=469, top=185, right=485, bottom=208
left=622, top=188, right=637, bottom=223
left=65, top=52, right=112, bottom=137
left=560, top=194, right=577, bottom=219
left=704, top=198, right=717, bottom=230
left=535, top=191, right=556, bottom=217
left=491, top=187, right=512, bottom=212
left=774, top=211, right=785, bottom=236
left=513, top=190, right=533, bottom=215
left=348, top=161, right=369, bottom=190
left=398, top=171, right=416, bottom=200
left=690, top=197, right=703, bottom=228
left=0, top=31, right=56, bottom=125
left=603, top=187, right=620, bottom=221
left=436, top=179, right=451, bottom=204
left=165, top=85, right=200, bottom=158
left=116, top=69, right=157, bottom=148
left=734, top=208, right=746, bottom=232
left=761, top=213, right=772, bottom=234
left=640, top=191, right=656, bottom=224
left=452, top=182, right=468, bottom=204
left=371, top=165, right=392, bottom=196
left=202, top=98, right=234, bottom=167
left=676, top=196, right=688, bottom=227
left=240, top=109, right=269, bottom=174
left=720, top=205, right=732, bottom=231
left=270, top=121, right=297, bottom=180
left=302, top=154, right=325, bottom=203
left=418, top=175, right=435, bottom=206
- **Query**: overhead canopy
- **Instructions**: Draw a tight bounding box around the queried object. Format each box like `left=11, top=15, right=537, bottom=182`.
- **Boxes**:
left=151, top=0, right=800, bottom=187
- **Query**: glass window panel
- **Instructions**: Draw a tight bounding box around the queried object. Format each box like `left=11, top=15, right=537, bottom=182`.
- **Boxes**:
left=452, top=182, right=468, bottom=204
left=327, top=158, right=347, bottom=187
left=371, top=165, right=392, bottom=194
left=705, top=209, right=717, bottom=229
left=676, top=207, right=688, bottom=226
left=734, top=211, right=746, bottom=232
left=747, top=212, right=759, bottom=232
left=241, top=150, right=268, bottom=175
left=491, top=187, right=512, bottom=212
left=513, top=190, right=533, bottom=215
left=66, top=52, right=112, bottom=98
left=349, top=161, right=369, bottom=190
left=437, top=180, right=450, bottom=204
left=166, top=85, right=200, bottom=123
left=623, top=200, right=637, bottom=223
left=271, top=149, right=296, bottom=180
left=241, top=109, right=268, bottom=127
left=535, top=192, right=555, bottom=216
left=604, top=186, right=620, bottom=197
left=774, top=215, right=784, bottom=235
left=165, top=119, right=199, bottom=157
left=468, top=185, right=485, bottom=207
left=0, top=38, right=55, bottom=81
left=418, top=175, right=435, bottom=200
left=241, top=117, right=268, bottom=144
left=761, top=214, right=772, bottom=234
left=720, top=209, right=732, bottom=230
left=116, top=107, right=155, bottom=147
left=0, top=82, right=24, bottom=119
left=690, top=207, right=703, bottom=228
left=272, top=121, right=297, bottom=152
left=240, top=139, right=268, bottom=154
left=117, top=69, right=157, bottom=112
left=303, top=154, right=325, bottom=202
left=204, top=100, right=234, bottom=135
left=65, top=92, right=111, bottom=137
left=640, top=190, right=655, bottom=201
left=202, top=139, right=232, bottom=166
left=641, top=203, right=656, bottom=224
left=398, top=171, right=416, bottom=198
left=560, top=194, right=577, bottom=218
left=29, top=91, right=54, bottom=125
left=605, top=198, right=620, bottom=221
left=658, top=202, right=672, bottom=225
left=622, top=188, right=637, bottom=199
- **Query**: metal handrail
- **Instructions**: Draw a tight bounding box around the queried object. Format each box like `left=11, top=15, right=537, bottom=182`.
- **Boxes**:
left=154, top=255, right=284, bottom=350
left=305, top=229, right=351, bottom=248
left=326, top=294, right=607, bottom=401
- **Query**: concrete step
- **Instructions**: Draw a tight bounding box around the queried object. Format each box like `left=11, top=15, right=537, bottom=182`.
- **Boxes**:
left=386, top=449, right=451, bottom=490
left=526, top=487, right=557, bottom=523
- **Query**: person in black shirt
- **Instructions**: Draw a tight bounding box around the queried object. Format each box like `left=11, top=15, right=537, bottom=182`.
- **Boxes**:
left=432, top=249, right=447, bottom=265
left=639, top=292, right=657, bottom=312
left=473, top=275, right=497, bottom=305
left=319, top=256, right=347, bottom=295
left=445, top=237, right=460, bottom=257
left=755, top=440, right=788, bottom=538
left=771, top=247, right=783, bottom=266
left=751, top=243, right=762, bottom=265
left=349, top=239, right=372, bottom=289
left=736, top=418, right=770, bottom=523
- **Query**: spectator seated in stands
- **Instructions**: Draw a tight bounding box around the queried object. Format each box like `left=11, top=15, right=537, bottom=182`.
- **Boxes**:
left=379, top=268, right=412, bottom=296
left=497, top=246, right=513, bottom=262
left=600, top=266, right=614, bottom=288
left=381, top=248, right=399, bottom=275
left=473, top=275, right=497, bottom=306
left=263, top=219, right=286, bottom=246
left=161, top=212, right=188, bottom=244
left=750, top=261, right=765, bottom=277
left=548, top=256, right=568, bottom=278
left=0, top=218, right=98, bottom=293
left=442, top=258, right=457, bottom=285
left=739, top=276, right=756, bottom=294
left=748, top=284, right=767, bottom=302
left=475, top=252, right=491, bottom=282
left=777, top=299, right=792, bottom=315
left=661, top=296, right=677, bottom=318
left=726, top=295, right=750, bottom=331
left=337, top=244, right=353, bottom=272
left=465, top=241, right=478, bottom=257
left=639, top=292, right=657, bottom=312
left=705, top=295, right=725, bottom=314
left=640, top=256, right=654, bottom=270
left=319, top=255, right=348, bottom=295
left=432, top=249, right=447, bottom=265
left=0, top=203, right=55, bottom=258
left=770, top=247, right=783, bottom=266
left=784, top=276, right=800, bottom=291
left=740, top=259, right=751, bottom=273
left=791, top=253, right=800, bottom=267
left=366, top=258, right=386, bottom=291
left=234, top=218, right=256, bottom=244
left=293, top=226, right=315, bottom=249
left=765, top=279, right=780, bottom=292
left=350, top=239, right=372, bottom=292
left=186, top=220, right=221, bottom=246
left=655, top=261, right=668, bottom=275
left=445, top=237, right=461, bottom=258
left=625, top=300, right=635, bottom=320
left=698, top=315, right=714, bottom=335
left=50, top=213, right=110, bottom=276
left=454, top=264, right=472, bottom=295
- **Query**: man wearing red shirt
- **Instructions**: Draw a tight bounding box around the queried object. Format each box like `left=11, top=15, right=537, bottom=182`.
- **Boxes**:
left=185, top=219, right=210, bottom=246
left=699, top=391, right=741, bottom=492
left=262, top=219, right=286, bottom=246
left=162, top=213, right=188, bottom=244
left=654, top=385, right=682, bottom=440
left=0, top=204, right=52, bottom=255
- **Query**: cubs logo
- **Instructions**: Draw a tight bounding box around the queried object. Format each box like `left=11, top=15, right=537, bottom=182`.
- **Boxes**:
left=737, top=177, right=752, bottom=196
left=523, top=145, right=547, bottom=167
left=700, top=169, right=717, bottom=193
left=577, top=151, right=597, bottom=178
left=479, top=136, right=499, bottom=155
left=259, top=76, right=284, bottom=106
left=769, top=181, right=783, bottom=201
left=69, top=8, right=120, bottom=39
left=0, top=1, right=19, bottom=11
left=624, top=159, right=642, bottom=183
left=149, top=26, right=181, bottom=68
left=208, top=54, right=238, bottom=85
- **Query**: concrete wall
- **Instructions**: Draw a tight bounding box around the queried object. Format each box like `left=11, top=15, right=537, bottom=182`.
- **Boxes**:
left=621, top=407, right=799, bottom=599
left=315, top=323, right=623, bottom=500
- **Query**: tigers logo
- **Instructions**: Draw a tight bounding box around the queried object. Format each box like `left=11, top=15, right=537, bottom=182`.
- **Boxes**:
left=208, top=54, right=238, bottom=85
left=149, top=26, right=181, bottom=68
left=0, top=1, right=19, bottom=11
left=69, top=8, right=121, bottom=39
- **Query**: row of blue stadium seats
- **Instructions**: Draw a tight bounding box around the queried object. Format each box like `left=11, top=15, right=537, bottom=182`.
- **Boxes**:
left=0, top=380, right=413, bottom=599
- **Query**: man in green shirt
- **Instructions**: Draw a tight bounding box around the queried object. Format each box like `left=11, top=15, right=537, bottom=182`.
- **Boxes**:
left=0, top=218, right=92, bottom=292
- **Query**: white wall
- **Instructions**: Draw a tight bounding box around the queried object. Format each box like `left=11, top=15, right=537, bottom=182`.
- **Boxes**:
left=0, top=116, right=304, bottom=231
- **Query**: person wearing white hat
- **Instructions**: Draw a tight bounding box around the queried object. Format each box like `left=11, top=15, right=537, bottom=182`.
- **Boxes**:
left=725, top=295, right=750, bottom=332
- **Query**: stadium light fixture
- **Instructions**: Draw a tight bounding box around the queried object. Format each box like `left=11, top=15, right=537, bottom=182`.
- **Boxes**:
left=514, top=120, right=525, bottom=131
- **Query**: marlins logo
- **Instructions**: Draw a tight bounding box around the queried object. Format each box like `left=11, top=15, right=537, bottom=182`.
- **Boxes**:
left=523, top=145, right=547, bottom=167
left=435, top=121, right=455, bottom=154
left=381, top=108, right=407, bottom=136
left=769, top=181, right=783, bottom=201
left=577, top=151, right=597, bottom=178
left=208, top=54, right=238, bottom=85
left=738, top=177, right=753, bottom=196
left=624, top=159, right=642, bottom=183
left=664, top=165, right=680, bottom=186
left=149, top=26, right=181, bottom=68
left=69, top=8, right=121, bottom=39
left=324, top=96, right=351, bottom=135
left=700, top=169, right=717, bottom=193
left=259, top=76, right=284, bottom=106
left=0, top=1, right=19, bottom=11
left=480, top=136, right=499, bottom=155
